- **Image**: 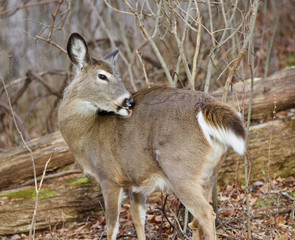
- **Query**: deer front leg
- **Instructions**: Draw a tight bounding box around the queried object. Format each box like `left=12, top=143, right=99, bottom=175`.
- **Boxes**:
left=101, top=183, right=124, bottom=240
left=129, top=191, right=146, bottom=240
left=188, top=219, right=201, bottom=240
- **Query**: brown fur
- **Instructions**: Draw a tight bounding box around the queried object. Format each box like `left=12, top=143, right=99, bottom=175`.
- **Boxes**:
left=202, top=102, right=246, bottom=139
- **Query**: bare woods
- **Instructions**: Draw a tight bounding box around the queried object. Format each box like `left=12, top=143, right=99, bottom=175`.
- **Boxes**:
left=1, top=0, right=295, bottom=239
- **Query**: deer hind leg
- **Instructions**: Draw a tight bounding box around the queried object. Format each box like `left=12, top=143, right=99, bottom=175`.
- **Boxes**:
left=188, top=144, right=226, bottom=239
left=181, top=190, right=216, bottom=240
left=160, top=169, right=216, bottom=239
left=101, top=182, right=124, bottom=240
left=158, top=160, right=216, bottom=239
left=129, top=191, right=146, bottom=240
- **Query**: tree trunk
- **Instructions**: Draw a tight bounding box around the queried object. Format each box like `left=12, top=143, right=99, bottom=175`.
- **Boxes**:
left=211, top=67, right=295, bottom=119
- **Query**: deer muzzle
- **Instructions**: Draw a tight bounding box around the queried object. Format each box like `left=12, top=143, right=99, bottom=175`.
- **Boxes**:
left=117, top=96, right=135, bottom=117
left=123, top=97, right=135, bottom=109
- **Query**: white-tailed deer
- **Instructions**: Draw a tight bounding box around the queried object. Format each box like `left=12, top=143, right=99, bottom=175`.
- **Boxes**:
left=58, top=33, right=246, bottom=240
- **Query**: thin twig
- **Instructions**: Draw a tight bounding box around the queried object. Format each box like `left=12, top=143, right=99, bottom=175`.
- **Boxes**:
left=34, top=0, right=69, bottom=54
left=123, top=0, right=175, bottom=87
left=48, top=0, right=64, bottom=41
left=172, top=0, right=193, bottom=86
left=30, top=151, right=54, bottom=238
left=136, top=50, right=150, bottom=88
left=244, top=1, right=261, bottom=239
left=35, top=35, right=67, bottom=54
left=103, top=0, right=133, bottom=15
left=191, top=1, right=202, bottom=88
left=264, top=0, right=279, bottom=78
left=16, top=169, right=81, bottom=188
left=221, top=0, right=260, bottom=102
left=170, top=1, right=193, bottom=89
left=0, top=76, right=37, bottom=239
left=27, top=71, right=63, bottom=98
left=204, top=0, right=217, bottom=93
left=0, top=70, right=67, bottom=94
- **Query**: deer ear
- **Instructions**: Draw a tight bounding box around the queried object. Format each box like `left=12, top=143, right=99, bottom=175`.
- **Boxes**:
left=101, top=49, right=119, bottom=66
left=67, top=33, right=90, bottom=69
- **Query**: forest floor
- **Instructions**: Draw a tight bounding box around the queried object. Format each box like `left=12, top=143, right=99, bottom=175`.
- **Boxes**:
left=3, top=177, right=294, bottom=240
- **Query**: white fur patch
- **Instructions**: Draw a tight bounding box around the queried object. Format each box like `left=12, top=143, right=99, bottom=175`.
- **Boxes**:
left=138, top=204, right=146, bottom=226
left=72, top=39, right=87, bottom=68
left=118, top=108, right=129, bottom=117
left=132, top=176, right=170, bottom=196
left=197, top=111, right=245, bottom=155
left=204, top=140, right=226, bottom=177
left=111, top=188, right=124, bottom=240
left=77, top=100, right=97, bottom=115
left=113, top=93, right=132, bottom=117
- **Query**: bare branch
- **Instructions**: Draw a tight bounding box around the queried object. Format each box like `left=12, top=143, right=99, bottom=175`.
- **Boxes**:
left=123, top=0, right=175, bottom=87
left=0, top=0, right=59, bottom=19
left=89, top=0, right=137, bottom=91
left=48, top=0, right=64, bottom=41
left=169, top=2, right=193, bottom=89
left=35, top=35, right=67, bottom=54
left=191, top=0, right=202, bottom=88
left=27, top=71, right=63, bottom=98
left=103, top=0, right=133, bottom=15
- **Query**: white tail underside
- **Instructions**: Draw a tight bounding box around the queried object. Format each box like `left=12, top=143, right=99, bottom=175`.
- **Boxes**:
left=197, top=111, right=245, bottom=155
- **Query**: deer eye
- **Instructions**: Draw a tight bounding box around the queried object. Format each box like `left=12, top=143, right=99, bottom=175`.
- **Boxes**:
left=98, top=74, right=107, bottom=81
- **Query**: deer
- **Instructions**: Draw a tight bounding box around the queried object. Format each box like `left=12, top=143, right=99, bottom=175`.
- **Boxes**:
left=58, top=33, right=246, bottom=240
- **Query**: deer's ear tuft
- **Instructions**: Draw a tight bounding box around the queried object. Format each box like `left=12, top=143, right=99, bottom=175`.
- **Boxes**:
left=67, top=33, right=90, bottom=69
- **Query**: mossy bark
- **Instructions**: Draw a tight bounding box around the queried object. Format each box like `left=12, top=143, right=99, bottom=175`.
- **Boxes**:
left=0, top=173, right=102, bottom=235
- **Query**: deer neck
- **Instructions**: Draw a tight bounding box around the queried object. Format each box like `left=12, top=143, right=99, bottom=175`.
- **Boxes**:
left=58, top=97, right=99, bottom=146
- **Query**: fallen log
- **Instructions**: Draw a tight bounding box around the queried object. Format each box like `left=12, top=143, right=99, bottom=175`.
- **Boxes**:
left=219, top=117, right=295, bottom=185
left=0, top=173, right=103, bottom=235
left=211, top=67, right=295, bottom=119
left=0, top=132, right=72, bottom=190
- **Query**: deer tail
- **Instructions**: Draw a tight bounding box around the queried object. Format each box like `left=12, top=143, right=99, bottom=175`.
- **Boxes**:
left=197, top=102, right=246, bottom=155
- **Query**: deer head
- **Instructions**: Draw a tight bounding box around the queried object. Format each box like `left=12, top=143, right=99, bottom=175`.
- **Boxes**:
left=66, top=33, right=134, bottom=117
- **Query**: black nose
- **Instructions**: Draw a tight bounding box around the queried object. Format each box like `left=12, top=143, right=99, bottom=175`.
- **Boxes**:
left=123, top=97, right=135, bottom=109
